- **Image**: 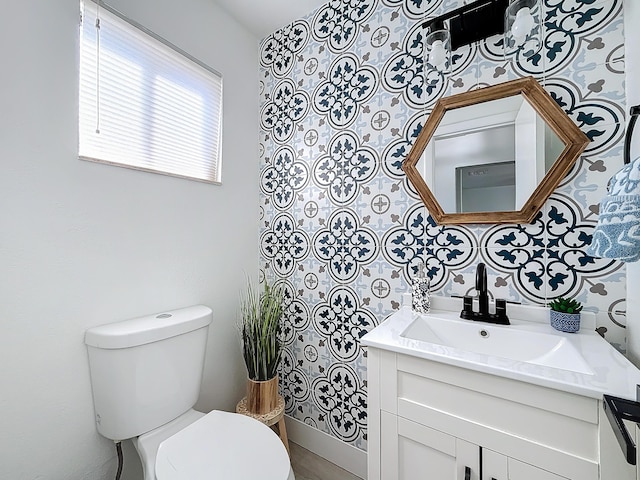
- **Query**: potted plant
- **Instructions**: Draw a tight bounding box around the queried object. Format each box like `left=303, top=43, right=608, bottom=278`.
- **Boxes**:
left=240, top=279, right=284, bottom=414
left=548, top=296, right=583, bottom=333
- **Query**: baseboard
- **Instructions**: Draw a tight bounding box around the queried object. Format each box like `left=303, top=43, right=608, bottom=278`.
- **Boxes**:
left=284, top=415, right=367, bottom=479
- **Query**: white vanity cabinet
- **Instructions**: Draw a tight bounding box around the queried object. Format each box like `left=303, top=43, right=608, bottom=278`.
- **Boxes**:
left=368, top=348, right=607, bottom=480
left=380, top=411, right=567, bottom=480
left=380, top=411, right=479, bottom=480
left=363, top=302, right=640, bottom=480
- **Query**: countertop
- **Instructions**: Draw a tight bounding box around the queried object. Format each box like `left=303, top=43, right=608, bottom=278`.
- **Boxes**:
left=362, top=296, right=640, bottom=401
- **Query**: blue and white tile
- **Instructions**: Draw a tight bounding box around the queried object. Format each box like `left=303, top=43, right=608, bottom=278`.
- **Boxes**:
left=447, top=43, right=480, bottom=96
left=565, top=12, right=624, bottom=73
left=310, top=357, right=368, bottom=448
left=574, top=267, right=626, bottom=318
left=312, top=130, right=380, bottom=208
left=352, top=255, right=407, bottom=321
left=309, top=0, right=377, bottom=55
left=380, top=109, right=427, bottom=189
left=359, top=167, right=422, bottom=235
left=543, top=59, right=625, bottom=109
left=292, top=241, right=334, bottom=305
left=553, top=138, right=625, bottom=218
left=312, top=208, right=380, bottom=286
left=439, top=248, right=547, bottom=305
left=541, top=80, right=625, bottom=157
left=595, top=312, right=626, bottom=354
left=292, top=33, right=330, bottom=97
left=359, top=4, right=415, bottom=74
left=542, top=0, right=623, bottom=75
left=260, top=19, right=311, bottom=81
left=478, top=48, right=547, bottom=89
left=291, top=325, right=334, bottom=382
left=542, top=194, right=623, bottom=310
left=279, top=339, right=312, bottom=413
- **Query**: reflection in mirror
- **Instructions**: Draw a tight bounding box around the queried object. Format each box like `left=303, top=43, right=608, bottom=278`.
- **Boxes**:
left=456, top=161, right=515, bottom=213
left=403, top=77, right=589, bottom=225
left=416, top=94, right=565, bottom=214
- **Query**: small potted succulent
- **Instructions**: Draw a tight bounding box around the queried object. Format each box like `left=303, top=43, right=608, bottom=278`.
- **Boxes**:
left=548, top=296, right=583, bottom=333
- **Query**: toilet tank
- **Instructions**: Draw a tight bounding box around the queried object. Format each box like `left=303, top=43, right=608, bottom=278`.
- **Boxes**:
left=85, top=305, right=212, bottom=441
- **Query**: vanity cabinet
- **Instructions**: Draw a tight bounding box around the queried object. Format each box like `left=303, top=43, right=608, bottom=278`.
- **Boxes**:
left=380, top=411, right=479, bottom=479
left=367, top=348, right=624, bottom=480
left=381, top=411, right=566, bottom=480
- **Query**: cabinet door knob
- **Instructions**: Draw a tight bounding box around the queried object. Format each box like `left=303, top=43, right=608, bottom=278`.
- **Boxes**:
left=464, top=466, right=471, bottom=480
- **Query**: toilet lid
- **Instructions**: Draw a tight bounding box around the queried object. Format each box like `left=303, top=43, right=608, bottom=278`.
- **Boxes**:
left=156, top=410, right=290, bottom=480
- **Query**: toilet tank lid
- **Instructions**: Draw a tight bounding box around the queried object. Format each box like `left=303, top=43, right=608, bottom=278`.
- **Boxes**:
left=85, top=305, right=212, bottom=349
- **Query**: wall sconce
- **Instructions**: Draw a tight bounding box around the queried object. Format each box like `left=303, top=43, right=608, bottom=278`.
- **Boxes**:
left=422, top=0, right=542, bottom=69
left=425, top=20, right=451, bottom=73
left=504, top=0, right=542, bottom=58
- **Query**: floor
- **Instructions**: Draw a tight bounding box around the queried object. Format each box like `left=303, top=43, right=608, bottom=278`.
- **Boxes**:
left=289, top=442, right=363, bottom=480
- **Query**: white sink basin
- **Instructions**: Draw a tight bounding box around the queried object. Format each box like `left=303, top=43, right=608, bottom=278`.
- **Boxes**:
left=401, top=312, right=594, bottom=375
left=362, top=297, right=640, bottom=400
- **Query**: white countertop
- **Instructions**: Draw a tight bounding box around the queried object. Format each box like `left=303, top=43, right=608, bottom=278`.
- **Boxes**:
left=362, top=297, right=640, bottom=401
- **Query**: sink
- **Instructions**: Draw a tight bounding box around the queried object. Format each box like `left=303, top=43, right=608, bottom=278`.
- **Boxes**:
left=362, top=297, right=640, bottom=400
left=401, top=312, right=594, bottom=375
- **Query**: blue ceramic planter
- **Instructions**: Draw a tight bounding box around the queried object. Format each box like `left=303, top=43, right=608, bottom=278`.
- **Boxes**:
left=550, top=310, right=581, bottom=333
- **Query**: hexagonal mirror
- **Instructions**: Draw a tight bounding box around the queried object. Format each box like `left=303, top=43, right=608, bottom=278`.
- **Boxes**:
left=403, top=77, right=590, bottom=224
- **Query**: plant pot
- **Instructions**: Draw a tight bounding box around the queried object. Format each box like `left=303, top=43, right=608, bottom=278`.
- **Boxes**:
left=550, top=310, right=581, bottom=333
left=246, top=375, right=279, bottom=414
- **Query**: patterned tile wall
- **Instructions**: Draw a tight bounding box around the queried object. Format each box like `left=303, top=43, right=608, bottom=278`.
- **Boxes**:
left=258, top=0, right=626, bottom=451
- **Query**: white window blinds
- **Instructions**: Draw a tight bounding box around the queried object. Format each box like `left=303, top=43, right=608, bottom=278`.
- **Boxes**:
left=79, top=1, right=223, bottom=183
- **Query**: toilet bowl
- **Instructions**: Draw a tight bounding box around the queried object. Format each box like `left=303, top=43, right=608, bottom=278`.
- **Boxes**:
left=84, top=305, right=294, bottom=480
left=156, top=410, right=292, bottom=479
left=134, top=409, right=294, bottom=480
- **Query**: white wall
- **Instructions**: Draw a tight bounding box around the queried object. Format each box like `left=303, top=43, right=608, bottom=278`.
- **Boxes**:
left=0, top=1, right=259, bottom=479
left=624, top=1, right=640, bottom=366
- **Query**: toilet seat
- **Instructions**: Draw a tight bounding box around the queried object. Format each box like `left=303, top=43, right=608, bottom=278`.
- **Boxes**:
left=155, top=410, right=291, bottom=480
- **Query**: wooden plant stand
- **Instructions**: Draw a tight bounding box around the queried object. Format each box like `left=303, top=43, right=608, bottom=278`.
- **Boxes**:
left=236, top=395, right=289, bottom=455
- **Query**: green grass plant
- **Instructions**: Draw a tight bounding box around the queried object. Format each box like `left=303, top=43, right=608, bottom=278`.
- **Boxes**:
left=240, top=280, right=284, bottom=381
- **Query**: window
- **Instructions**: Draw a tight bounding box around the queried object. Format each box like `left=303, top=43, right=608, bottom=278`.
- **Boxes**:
left=79, top=1, right=223, bottom=183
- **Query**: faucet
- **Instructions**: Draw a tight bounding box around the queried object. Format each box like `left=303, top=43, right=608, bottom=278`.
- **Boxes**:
left=460, top=262, right=510, bottom=325
left=476, top=262, right=489, bottom=317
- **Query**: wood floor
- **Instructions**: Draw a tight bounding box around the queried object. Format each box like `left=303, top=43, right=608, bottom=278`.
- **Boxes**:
left=289, top=442, right=364, bottom=480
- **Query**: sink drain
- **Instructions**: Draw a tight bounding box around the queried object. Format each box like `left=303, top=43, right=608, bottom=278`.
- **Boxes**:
left=479, top=329, right=490, bottom=338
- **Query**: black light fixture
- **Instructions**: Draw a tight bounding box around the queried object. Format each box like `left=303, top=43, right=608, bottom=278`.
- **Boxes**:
left=423, top=0, right=509, bottom=51
left=422, top=0, right=542, bottom=72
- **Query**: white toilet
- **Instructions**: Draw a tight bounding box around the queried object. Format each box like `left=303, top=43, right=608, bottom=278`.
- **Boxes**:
left=85, top=305, right=294, bottom=480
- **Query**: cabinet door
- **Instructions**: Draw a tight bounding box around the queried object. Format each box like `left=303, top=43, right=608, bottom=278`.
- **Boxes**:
left=380, top=412, right=479, bottom=480
left=483, top=449, right=567, bottom=480
left=507, top=458, right=567, bottom=480
left=482, top=448, right=507, bottom=480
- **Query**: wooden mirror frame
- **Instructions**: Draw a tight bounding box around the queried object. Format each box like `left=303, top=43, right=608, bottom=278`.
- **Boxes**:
left=402, top=77, right=590, bottom=224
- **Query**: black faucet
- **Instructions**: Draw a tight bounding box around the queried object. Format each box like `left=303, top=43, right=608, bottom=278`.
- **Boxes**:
left=460, top=262, right=510, bottom=325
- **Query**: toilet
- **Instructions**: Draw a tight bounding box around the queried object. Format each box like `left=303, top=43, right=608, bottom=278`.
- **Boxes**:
left=84, top=305, right=294, bottom=480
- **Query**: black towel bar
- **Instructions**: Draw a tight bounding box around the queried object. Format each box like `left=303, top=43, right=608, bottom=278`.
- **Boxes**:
left=624, top=105, right=640, bottom=165
left=603, top=393, right=640, bottom=465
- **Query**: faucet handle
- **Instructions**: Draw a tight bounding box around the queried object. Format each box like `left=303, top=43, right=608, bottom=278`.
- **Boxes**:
left=495, top=298, right=510, bottom=325
left=460, top=295, right=474, bottom=320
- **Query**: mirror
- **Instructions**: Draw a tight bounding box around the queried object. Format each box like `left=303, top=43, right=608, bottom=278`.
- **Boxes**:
left=403, top=77, right=589, bottom=224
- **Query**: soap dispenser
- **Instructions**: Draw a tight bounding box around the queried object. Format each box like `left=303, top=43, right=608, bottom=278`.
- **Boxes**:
left=411, top=261, right=430, bottom=314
